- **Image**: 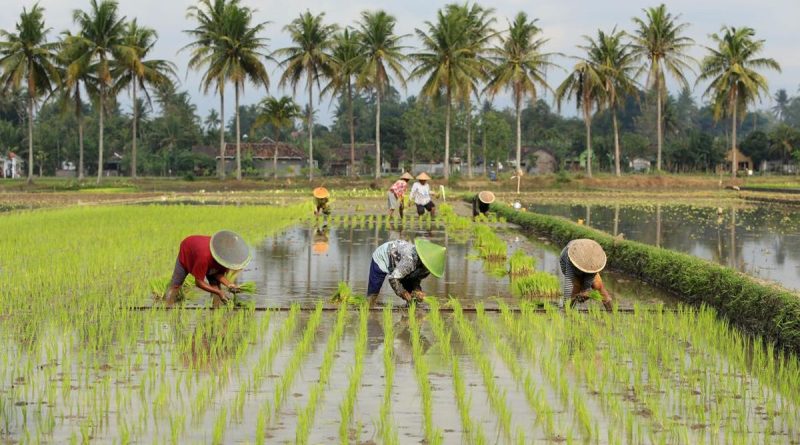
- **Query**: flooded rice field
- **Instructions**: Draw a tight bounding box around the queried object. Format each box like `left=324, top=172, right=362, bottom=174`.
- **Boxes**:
left=529, top=202, right=800, bottom=291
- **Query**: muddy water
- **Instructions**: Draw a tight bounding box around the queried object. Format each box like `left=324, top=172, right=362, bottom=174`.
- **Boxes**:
left=229, top=224, right=677, bottom=308
left=529, top=202, right=800, bottom=291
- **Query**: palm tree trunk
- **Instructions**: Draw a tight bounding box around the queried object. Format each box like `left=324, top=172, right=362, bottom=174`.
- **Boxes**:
left=97, top=91, right=105, bottom=184
left=482, top=120, right=487, bottom=178
left=348, top=81, right=356, bottom=178
left=444, top=89, right=451, bottom=179
left=26, top=95, right=34, bottom=184
left=375, top=89, right=381, bottom=179
left=219, top=87, right=226, bottom=180
left=731, top=93, right=738, bottom=179
left=235, top=82, right=242, bottom=181
left=612, top=109, right=621, bottom=177
left=307, top=73, right=314, bottom=181
left=656, top=89, right=663, bottom=172
left=466, top=101, right=472, bottom=178
left=515, top=93, right=521, bottom=176
left=78, top=113, right=84, bottom=180
left=131, top=81, right=138, bottom=179
left=585, top=107, right=593, bottom=178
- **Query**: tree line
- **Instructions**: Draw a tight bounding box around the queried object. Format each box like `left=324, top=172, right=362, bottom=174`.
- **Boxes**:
left=0, top=0, right=791, bottom=183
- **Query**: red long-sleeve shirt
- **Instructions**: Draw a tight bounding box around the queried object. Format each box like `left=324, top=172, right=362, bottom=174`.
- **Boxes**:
left=178, top=235, right=225, bottom=282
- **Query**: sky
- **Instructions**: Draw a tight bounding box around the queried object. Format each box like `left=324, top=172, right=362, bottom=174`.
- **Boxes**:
left=1, top=0, right=798, bottom=128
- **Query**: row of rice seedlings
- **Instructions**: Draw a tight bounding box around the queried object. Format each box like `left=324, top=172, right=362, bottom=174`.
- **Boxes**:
left=378, top=305, right=400, bottom=445
left=339, top=304, right=369, bottom=444
left=472, top=224, right=507, bottom=261
left=510, top=272, right=561, bottom=300
left=449, top=299, right=519, bottom=442
left=408, top=304, right=444, bottom=445
left=507, top=250, right=536, bottom=277
left=295, top=304, right=349, bottom=444
left=426, top=300, right=488, bottom=444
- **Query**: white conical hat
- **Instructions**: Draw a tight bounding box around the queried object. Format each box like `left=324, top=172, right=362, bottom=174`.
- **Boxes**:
left=567, top=239, right=607, bottom=273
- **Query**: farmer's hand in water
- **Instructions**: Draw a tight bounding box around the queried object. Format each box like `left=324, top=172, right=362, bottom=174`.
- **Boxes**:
left=411, top=290, right=426, bottom=302
left=216, top=290, right=229, bottom=303
left=400, top=291, right=413, bottom=305
left=228, top=284, right=241, bottom=294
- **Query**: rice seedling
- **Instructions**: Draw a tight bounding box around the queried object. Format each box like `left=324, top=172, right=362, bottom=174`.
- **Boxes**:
left=329, top=281, right=366, bottom=305
left=508, top=250, right=536, bottom=277
left=511, top=271, right=560, bottom=300
left=408, top=304, right=444, bottom=445
left=379, top=305, right=400, bottom=445
left=338, top=304, right=368, bottom=444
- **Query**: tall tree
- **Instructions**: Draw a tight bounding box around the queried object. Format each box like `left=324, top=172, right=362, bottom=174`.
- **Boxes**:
left=59, top=32, right=96, bottom=180
left=0, top=3, right=61, bottom=184
left=254, top=95, right=300, bottom=178
left=555, top=58, right=605, bottom=177
left=355, top=10, right=406, bottom=179
left=631, top=4, right=695, bottom=172
left=324, top=28, right=361, bottom=177
left=71, top=0, right=128, bottom=183
left=276, top=11, right=337, bottom=181
left=112, top=20, right=175, bottom=178
left=698, top=26, right=780, bottom=178
left=485, top=12, right=557, bottom=178
left=583, top=28, right=637, bottom=176
left=411, top=7, right=483, bottom=179
left=772, top=89, right=790, bottom=123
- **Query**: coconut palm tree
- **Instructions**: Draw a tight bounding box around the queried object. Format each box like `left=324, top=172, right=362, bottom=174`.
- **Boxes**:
left=254, top=95, right=301, bottom=178
left=0, top=3, right=61, bottom=184
left=276, top=11, right=337, bottom=181
left=112, top=20, right=176, bottom=178
left=323, top=28, right=361, bottom=177
left=355, top=10, right=406, bottom=179
left=772, top=89, right=790, bottom=123
left=71, top=0, right=128, bottom=184
left=630, top=4, right=695, bottom=172
left=555, top=58, right=605, bottom=178
left=58, top=32, right=97, bottom=180
left=484, top=12, right=557, bottom=178
left=583, top=28, right=637, bottom=176
left=183, top=0, right=239, bottom=180
left=698, top=26, right=780, bottom=178
left=411, top=7, right=483, bottom=179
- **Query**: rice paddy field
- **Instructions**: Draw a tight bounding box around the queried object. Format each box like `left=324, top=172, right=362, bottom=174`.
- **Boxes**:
left=1, top=197, right=799, bottom=444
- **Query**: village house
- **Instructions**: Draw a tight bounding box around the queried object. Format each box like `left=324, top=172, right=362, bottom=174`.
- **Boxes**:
left=208, top=140, right=309, bottom=177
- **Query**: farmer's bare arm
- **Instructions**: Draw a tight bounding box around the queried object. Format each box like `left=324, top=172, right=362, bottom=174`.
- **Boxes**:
left=214, top=274, right=240, bottom=292
left=196, top=279, right=226, bottom=299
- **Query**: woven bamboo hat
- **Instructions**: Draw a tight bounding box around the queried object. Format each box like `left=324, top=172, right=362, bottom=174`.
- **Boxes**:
left=400, top=172, right=413, bottom=180
left=312, top=187, right=329, bottom=199
left=416, top=172, right=431, bottom=181
left=414, top=238, right=446, bottom=278
left=567, top=239, right=607, bottom=274
left=210, top=230, right=252, bottom=270
left=478, top=191, right=496, bottom=204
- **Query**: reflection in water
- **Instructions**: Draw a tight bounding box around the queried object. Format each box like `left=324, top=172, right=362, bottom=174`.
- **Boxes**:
left=529, top=203, right=800, bottom=291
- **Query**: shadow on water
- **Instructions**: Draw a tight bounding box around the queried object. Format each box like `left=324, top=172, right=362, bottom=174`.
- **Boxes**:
left=530, top=202, right=800, bottom=291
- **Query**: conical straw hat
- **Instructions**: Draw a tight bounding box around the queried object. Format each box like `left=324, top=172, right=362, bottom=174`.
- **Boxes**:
left=567, top=239, right=607, bottom=274
left=400, top=172, right=413, bottom=180
left=416, top=172, right=431, bottom=181
left=414, top=238, right=446, bottom=278
left=210, top=230, right=252, bottom=270
left=478, top=191, right=496, bottom=204
left=313, top=187, right=329, bottom=199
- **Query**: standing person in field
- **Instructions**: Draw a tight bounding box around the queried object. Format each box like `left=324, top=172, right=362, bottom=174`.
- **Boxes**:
left=410, top=172, right=436, bottom=217
left=313, top=187, right=331, bottom=217
left=559, top=239, right=613, bottom=310
left=166, top=230, right=252, bottom=306
left=368, top=238, right=446, bottom=307
left=472, top=191, right=496, bottom=220
left=388, top=172, right=413, bottom=218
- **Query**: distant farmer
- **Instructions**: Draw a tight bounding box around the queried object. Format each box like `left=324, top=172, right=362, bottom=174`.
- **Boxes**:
left=472, top=191, right=496, bottom=219
left=388, top=172, right=413, bottom=218
left=410, top=172, right=436, bottom=217
left=368, top=238, right=446, bottom=307
left=166, top=230, right=252, bottom=305
left=559, top=239, right=613, bottom=310
left=313, top=187, right=331, bottom=217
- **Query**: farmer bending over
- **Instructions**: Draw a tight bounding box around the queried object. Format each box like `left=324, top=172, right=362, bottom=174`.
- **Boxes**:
left=410, top=172, right=436, bottom=217
left=559, top=238, right=613, bottom=310
left=313, top=187, right=331, bottom=217
left=472, top=191, right=495, bottom=220
left=166, top=230, right=252, bottom=305
left=388, top=172, right=413, bottom=218
left=368, top=238, right=446, bottom=307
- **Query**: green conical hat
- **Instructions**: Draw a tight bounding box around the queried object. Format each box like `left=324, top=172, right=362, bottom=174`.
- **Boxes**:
left=210, top=230, right=252, bottom=270
left=414, top=238, right=446, bottom=278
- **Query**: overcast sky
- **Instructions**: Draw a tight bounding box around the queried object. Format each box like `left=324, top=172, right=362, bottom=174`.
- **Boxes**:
left=2, top=0, right=798, bottom=127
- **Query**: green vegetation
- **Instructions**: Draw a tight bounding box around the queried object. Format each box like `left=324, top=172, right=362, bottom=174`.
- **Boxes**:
left=511, top=272, right=561, bottom=300
left=508, top=249, right=536, bottom=277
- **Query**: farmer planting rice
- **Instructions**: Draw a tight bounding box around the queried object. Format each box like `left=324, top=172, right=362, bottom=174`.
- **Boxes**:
left=368, top=238, right=446, bottom=307
left=387, top=172, right=413, bottom=218
left=559, top=239, right=613, bottom=310
left=313, top=186, right=331, bottom=217
left=166, top=230, right=252, bottom=305
left=410, top=172, right=436, bottom=217
left=472, top=191, right=496, bottom=219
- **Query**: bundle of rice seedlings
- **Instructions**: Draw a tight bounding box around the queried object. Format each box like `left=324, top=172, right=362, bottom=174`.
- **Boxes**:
left=235, top=281, right=257, bottom=294
left=508, top=250, right=536, bottom=277
left=511, top=272, right=560, bottom=300
left=330, top=281, right=366, bottom=305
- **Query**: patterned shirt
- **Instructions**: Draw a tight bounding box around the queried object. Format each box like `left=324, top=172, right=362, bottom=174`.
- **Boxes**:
left=388, top=180, right=408, bottom=198
left=559, top=241, right=597, bottom=307
left=410, top=182, right=432, bottom=205
left=372, top=240, right=430, bottom=296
